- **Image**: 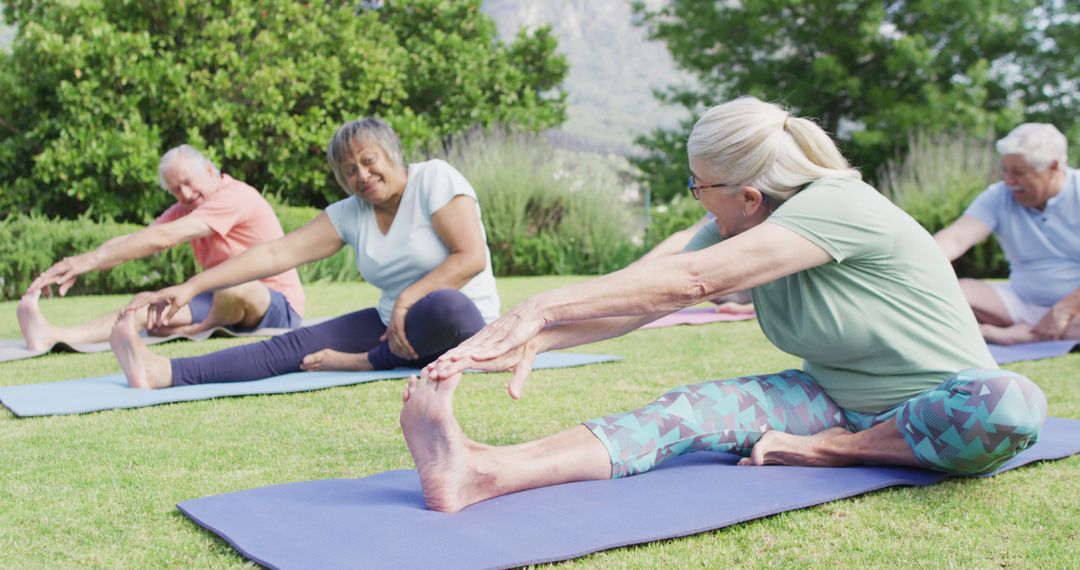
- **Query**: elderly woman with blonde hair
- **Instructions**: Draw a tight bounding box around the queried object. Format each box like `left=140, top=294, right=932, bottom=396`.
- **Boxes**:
left=401, top=96, right=1047, bottom=513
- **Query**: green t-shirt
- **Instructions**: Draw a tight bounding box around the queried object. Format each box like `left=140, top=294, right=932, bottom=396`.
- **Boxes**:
left=685, top=177, right=995, bottom=413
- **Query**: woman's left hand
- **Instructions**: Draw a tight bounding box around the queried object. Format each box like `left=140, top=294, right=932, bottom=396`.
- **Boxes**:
left=1032, top=305, right=1073, bottom=341
left=382, top=303, right=419, bottom=360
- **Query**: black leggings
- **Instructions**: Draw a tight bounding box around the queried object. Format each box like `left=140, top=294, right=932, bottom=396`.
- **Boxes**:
left=171, top=289, right=485, bottom=386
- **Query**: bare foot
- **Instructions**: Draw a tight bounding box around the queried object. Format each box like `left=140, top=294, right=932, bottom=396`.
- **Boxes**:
left=300, top=349, right=373, bottom=372
left=17, top=290, right=58, bottom=351
left=738, top=427, right=857, bottom=467
left=714, top=301, right=755, bottom=315
left=980, top=323, right=1036, bottom=345
left=110, top=312, right=173, bottom=389
left=400, top=373, right=495, bottom=513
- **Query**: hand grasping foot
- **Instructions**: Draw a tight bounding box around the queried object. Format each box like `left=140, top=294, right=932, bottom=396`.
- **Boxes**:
left=17, top=289, right=58, bottom=351
left=110, top=311, right=173, bottom=389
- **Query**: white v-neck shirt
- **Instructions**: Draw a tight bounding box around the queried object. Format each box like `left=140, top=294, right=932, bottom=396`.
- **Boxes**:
left=325, top=159, right=500, bottom=325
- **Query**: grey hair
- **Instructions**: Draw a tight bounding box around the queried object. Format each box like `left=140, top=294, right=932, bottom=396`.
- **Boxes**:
left=158, top=145, right=219, bottom=190
left=327, top=117, right=406, bottom=193
left=687, top=96, right=860, bottom=205
left=995, top=123, right=1068, bottom=172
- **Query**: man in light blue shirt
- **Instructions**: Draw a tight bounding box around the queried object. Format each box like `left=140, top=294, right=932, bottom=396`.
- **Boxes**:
left=936, top=123, right=1080, bottom=344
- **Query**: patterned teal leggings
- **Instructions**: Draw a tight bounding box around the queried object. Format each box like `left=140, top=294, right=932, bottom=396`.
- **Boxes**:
left=583, top=369, right=1047, bottom=477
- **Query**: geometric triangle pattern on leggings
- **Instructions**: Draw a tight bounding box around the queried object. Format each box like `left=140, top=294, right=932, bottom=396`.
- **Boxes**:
left=178, top=416, right=1080, bottom=570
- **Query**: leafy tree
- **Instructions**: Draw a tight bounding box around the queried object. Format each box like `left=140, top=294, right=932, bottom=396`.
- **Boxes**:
left=0, top=0, right=567, bottom=222
left=631, top=0, right=1075, bottom=202
left=1017, top=0, right=1080, bottom=164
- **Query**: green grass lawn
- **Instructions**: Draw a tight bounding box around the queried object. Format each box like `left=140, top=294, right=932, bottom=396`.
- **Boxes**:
left=1, top=277, right=1077, bottom=568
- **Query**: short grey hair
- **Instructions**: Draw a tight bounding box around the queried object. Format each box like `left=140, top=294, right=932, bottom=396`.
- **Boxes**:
left=158, top=145, right=220, bottom=190
left=327, top=117, right=406, bottom=193
left=995, top=123, right=1068, bottom=172
left=687, top=96, right=861, bottom=205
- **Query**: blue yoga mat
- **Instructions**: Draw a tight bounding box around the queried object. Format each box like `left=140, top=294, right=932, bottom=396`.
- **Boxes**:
left=178, top=416, right=1080, bottom=570
left=989, top=340, right=1079, bottom=364
left=0, top=352, right=620, bottom=417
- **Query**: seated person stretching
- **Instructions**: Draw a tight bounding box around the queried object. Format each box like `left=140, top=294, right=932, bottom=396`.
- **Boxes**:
left=18, top=145, right=305, bottom=349
left=111, top=118, right=499, bottom=389
left=401, top=97, right=1046, bottom=513
left=935, top=123, right=1080, bottom=345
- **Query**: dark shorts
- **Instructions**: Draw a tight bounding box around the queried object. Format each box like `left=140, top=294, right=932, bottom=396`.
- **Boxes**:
left=189, top=289, right=302, bottom=332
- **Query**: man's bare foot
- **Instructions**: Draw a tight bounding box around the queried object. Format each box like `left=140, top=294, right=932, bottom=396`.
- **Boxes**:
left=17, top=290, right=58, bottom=351
left=110, top=312, right=173, bottom=389
left=400, top=373, right=496, bottom=513
left=738, top=427, right=858, bottom=467
left=980, top=323, right=1036, bottom=345
left=300, top=349, right=373, bottom=372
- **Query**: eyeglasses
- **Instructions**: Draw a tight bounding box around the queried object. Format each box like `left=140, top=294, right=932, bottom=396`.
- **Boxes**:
left=687, top=176, right=728, bottom=200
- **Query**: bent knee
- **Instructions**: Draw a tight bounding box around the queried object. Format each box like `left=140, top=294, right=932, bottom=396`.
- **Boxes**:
left=910, top=371, right=1047, bottom=475
left=409, top=289, right=481, bottom=329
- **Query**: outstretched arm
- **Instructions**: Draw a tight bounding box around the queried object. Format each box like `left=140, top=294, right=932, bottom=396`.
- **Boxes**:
left=127, top=213, right=343, bottom=326
left=27, top=216, right=213, bottom=296
left=428, top=222, right=833, bottom=389
left=934, top=216, right=991, bottom=262
left=637, top=215, right=712, bottom=262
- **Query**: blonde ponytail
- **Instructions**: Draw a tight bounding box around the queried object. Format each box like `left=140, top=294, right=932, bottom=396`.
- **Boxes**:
left=687, top=97, right=860, bottom=204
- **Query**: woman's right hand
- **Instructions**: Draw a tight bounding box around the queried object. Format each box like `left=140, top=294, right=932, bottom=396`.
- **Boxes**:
left=124, top=283, right=197, bottom=329
left=425, top=335, right=541, bottom=399
left=426, top=299, right=548, bottom=380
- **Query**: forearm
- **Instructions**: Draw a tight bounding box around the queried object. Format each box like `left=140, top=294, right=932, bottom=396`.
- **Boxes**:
left=184, top=242, right=297, bottom=294
left=933, top=234, right=965, bottom=262
left=530, top=254, right=715, bottom=325
left=396, top=252, right=484, bottom=308
left=534, top=313, right=667, bottom=352
left=85, top=230, right=171, bottom=271
left=1052, top=288, right=1080, bottom=320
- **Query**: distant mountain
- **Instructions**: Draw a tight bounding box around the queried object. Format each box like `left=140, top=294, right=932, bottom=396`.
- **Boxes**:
left=482, top=0, right=690, bottom=154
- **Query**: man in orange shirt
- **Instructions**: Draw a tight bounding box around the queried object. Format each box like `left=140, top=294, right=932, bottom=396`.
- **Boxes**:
left=17, top=145, right=306, bottom=350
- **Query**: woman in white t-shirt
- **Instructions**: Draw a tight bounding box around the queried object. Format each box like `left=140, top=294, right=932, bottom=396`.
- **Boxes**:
left=109, top=118, right=500, bottom=389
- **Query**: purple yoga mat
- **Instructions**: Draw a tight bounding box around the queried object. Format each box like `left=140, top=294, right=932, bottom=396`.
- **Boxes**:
left=177, top=417, right=1080, bottom=570
left=640, top=307, right=755, bottom=329
left=988, top=340, right=1080, bottom=364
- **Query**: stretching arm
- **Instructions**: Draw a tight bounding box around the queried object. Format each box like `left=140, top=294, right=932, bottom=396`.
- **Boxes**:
left=126, top=213, right=343, bottom=322
left=27, top=216, right=213, bottom=295
left=429, top=222, right=831, bottom=382
left=1033, top=286, right=1080, bottom=340
left=934, top=216, right=991, bottom=262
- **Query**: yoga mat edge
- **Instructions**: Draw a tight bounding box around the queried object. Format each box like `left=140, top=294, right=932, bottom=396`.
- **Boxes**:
left=0, top=352, right=621, bottom=418
left=175, top=417, right=1079, bottom=570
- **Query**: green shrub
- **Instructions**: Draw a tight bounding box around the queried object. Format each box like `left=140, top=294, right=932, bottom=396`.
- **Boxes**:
left=440, top=131, right=641, bottom=275
left=644, top=193, right=708, bottom=252
left=0, top=0, right=567, bottom=222
left=0, top=214, right=198, bottom=300
left=0, top=202, right=359, bottom=301
left=878, top=130, right=1007, bottom=278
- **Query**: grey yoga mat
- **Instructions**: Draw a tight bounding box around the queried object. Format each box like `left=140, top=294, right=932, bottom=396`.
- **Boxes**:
left=177, top=416, right=1080, bottom=570
left=0, top=317, right=333, bottom=363
left=0, top=352, right=620, bottom=417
